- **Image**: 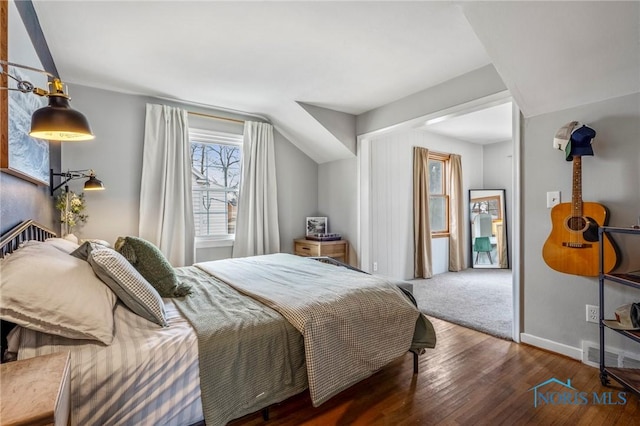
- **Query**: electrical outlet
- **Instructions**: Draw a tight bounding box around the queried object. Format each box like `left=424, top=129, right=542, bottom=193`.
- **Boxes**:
left=373, top=262, right=378, bottom=272
left=586, top=304, right=599, bottom=323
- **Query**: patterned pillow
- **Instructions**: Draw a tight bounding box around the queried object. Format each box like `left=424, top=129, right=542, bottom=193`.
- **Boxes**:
left=115, top=236, right=192, bottom=297
left=70, top=241, right=98, bottom=261
left=88, top=248, right=167, bottom=327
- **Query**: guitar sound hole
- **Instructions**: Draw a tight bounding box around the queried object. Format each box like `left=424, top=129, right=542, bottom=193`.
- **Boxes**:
left=567, top=216, right=587, bottom=231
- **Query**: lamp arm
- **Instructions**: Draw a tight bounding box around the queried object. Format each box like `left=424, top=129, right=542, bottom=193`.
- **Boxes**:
left=49, top=169, right=93, bottom=196
left=0, top=60, right=57, bottom=79
left=1, top=60, right=60, bottom=97
left=50, top=177, right=73, bottom=196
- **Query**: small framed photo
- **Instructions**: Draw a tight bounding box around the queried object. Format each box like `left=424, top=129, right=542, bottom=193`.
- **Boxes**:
left=306, top=217, right=328, bottom=236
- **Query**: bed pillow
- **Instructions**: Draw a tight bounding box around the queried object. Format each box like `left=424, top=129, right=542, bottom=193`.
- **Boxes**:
left=70, top=240, right=98, bottom=260
left=88, top=248, right=167, bottom=327
left=0, top=242, right=116, bottom=344
left=71, top=240, right=114, bottom=261
left=43, top=237, right=80, bottom=254
left=81, top=238, right=112, bottom=248
left=115, top=236, right=192, bottom=297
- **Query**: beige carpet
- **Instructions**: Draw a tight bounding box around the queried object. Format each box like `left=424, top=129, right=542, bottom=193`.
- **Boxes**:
left=411, top=268, right=513, bottom=340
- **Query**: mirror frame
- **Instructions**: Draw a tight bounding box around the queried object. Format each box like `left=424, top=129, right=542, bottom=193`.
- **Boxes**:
left=469, top=189, right=509, bottom=269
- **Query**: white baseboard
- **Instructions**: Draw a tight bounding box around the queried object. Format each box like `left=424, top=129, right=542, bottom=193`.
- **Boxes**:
left=520, top=333, right=583, bottom=360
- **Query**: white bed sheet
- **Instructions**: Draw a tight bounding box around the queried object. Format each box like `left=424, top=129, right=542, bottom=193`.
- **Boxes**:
left=17, top=300, right=203, bottom=426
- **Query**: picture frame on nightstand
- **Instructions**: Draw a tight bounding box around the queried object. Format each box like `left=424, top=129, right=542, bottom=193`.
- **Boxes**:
left=306, top=216, right=327, bottom=236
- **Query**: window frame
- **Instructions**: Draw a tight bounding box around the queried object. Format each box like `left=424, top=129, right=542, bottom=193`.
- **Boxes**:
left=428, top=152, right=451, bottom=238
left=189, top=128, right=243, bottom=248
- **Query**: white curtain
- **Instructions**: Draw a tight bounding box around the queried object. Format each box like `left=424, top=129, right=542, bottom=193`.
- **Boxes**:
left=448, top=154, right=464, bottom=271
left=139, top=103, right=195, bottom=266
left=232, top=121, right=280, bottom=257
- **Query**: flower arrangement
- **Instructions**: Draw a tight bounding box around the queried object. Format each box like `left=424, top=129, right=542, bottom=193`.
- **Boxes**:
left=55, top=191, right=88, bottom=235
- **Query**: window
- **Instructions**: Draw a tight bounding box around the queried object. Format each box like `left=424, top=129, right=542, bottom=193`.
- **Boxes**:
left=189, top=129, right=243, bottom=240
left=428, top=152, right=450, bottom=235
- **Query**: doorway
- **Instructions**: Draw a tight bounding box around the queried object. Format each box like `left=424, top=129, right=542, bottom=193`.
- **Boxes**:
left=358, top=93, right=521, bottom=341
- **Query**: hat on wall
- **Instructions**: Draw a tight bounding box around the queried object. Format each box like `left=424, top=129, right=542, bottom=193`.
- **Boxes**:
left=603, top=303, right=640, bottom=331
left=564, top=125, right=595, bottom=161
left=553, top=121, right=580, bottom=151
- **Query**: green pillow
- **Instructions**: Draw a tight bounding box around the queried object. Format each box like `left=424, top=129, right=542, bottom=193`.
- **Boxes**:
left=114, top=236, right=191, bottom=297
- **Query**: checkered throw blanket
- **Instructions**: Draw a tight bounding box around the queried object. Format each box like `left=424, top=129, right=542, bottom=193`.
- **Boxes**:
left=195, top=253, right=423, bottom=406
left=173, top=266, right=307, bottom=426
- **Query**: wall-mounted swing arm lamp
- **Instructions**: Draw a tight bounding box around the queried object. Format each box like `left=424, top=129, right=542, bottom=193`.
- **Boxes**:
left=0, top=60, right=94, bottom=141
left=50, top=169, right=105, bottom=196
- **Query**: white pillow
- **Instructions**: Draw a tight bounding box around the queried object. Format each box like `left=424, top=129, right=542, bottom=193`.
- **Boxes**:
left=0, top=242, right=117, bottom=344
left=81, top=238, right=112, bottom=248
left=43, top=238, right=81, bottom=254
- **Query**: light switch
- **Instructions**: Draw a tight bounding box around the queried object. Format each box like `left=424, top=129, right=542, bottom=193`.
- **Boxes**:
left=547, top=191, right=560, bottom=208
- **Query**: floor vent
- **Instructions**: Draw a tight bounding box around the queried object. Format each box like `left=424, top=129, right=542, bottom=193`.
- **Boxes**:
left=582, top=341, right=640, bottom=369
left=622, top=353, right=640, bottom=369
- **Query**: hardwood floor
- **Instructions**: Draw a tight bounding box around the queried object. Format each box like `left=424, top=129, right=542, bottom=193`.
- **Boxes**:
left=230, top=317, right=639, bottom=425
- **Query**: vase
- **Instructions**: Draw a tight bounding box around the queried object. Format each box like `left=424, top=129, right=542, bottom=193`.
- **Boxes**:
left=63, top=233, right=78, bottom=244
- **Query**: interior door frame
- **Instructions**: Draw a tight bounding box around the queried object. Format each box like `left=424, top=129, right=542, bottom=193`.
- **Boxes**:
left=357, top=90, right=522, bottom=342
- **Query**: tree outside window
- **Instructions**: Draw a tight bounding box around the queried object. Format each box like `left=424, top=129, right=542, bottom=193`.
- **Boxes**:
left=190, top=130, right=243, bottom=238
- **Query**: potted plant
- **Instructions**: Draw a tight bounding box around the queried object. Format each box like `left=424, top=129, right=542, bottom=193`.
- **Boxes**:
left=55, top=191, right=88, bottom=237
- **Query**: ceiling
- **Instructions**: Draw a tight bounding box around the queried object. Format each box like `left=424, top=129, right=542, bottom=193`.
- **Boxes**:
left=422, top=102, right=513, bottom=145
left=30, top=1, right=639, bottom=163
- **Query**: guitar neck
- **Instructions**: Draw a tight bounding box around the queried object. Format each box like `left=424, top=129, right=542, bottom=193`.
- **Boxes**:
left=572, top=156, right=583, bottom=217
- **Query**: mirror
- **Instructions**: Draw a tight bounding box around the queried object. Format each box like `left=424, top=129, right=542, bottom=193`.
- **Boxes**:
left=469, top=189, right=508, bottom=268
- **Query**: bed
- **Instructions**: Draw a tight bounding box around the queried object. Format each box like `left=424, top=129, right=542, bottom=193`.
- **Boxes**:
left=0, top=220, right=436, bottom=425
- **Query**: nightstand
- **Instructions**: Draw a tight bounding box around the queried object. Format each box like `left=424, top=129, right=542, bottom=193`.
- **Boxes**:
left=1, top=351, right=71, bottom=426
left=294, top=238, right=349, bottom=264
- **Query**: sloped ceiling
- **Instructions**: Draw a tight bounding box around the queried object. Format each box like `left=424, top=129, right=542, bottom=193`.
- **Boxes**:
left=462, top=1, right=640, bottom=118
left=29, top=1, right=491, bottom=163
left=29, top=1, right=640, bottom=163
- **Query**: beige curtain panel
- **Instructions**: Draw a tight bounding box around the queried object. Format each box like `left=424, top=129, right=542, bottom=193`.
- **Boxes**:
left=413, top=146, right=432, bottom=278
left=448, top=154, right=464, bottom=271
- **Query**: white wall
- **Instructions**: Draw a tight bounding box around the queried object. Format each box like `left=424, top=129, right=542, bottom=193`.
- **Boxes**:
left=367, top=129, right=483, bottom=279
left=317, top=157, right=358, bottom=265
left=273, top=130, right=320, bottom=254
left=483, top=140, right=512, bottom=190
left=482, top=139, right=513, bottom=267
left=60, top=86, right=142, bottom=242
left=522, top=92, right=640, bottom=354
left=61, top=84, right=318, bottom=261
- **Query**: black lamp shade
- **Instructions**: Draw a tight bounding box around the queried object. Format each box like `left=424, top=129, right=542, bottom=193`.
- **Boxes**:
left=29, top=95, right=95, bottom=141
left=84, top=175, right=105, bottom=191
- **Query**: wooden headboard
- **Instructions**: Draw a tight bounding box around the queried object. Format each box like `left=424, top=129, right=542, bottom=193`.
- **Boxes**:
left=1, top=220, right=57, bottom=361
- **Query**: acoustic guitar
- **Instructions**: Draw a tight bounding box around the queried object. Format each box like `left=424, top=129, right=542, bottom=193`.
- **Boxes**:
left=542, top=155, right=618, bottom=276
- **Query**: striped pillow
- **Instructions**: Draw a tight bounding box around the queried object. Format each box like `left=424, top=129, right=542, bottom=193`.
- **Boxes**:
left=88, top=248, right=167, bottom=327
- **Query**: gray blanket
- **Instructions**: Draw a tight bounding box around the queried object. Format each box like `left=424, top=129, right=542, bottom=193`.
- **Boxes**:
left=196, top=253, right=436, bottom=407
left=173, top=266, right=308, bottom=426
